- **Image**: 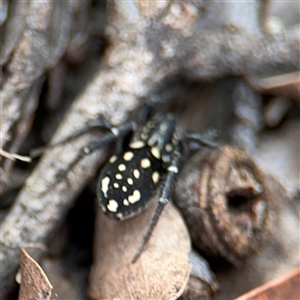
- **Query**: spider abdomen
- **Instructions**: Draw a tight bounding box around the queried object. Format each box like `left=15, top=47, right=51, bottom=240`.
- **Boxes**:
left=97, top=144, right=165, bottom=220
left=97, top=113, right=180, bottom=220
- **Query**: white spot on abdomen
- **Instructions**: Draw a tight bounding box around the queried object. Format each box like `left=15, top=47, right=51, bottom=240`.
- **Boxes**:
left=109, top=155, right=117, bottom=163
left=150, top=147, right=161, bottom=159
left=107, top=199, right=118, bottom=212
left=115, top=173, right=122, bottom=180
left=128, top=190, right=141, bottom=204
left=141, top=158, right=151, bottom=168
left=123, top=151, right=134, bottom=161
left=101, top=176, right=110, bottom=197
left=118, top=164, right=126, bottom=171
left=152, top=171, right=160, bottom=184
left=129, top=140, right=145, bottom=149
left=133, top=169, right=140, bottom=179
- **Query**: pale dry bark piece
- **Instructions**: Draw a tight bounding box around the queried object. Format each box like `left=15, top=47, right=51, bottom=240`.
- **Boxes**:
left=18, top=247, right=56, bottom=300
left=89, top=199, right=191, bottom=300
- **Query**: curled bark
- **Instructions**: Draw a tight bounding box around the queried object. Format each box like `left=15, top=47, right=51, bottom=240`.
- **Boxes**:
left=17, top=247, right=57, bottom=300
left=174, top=145, right=274, bottom=265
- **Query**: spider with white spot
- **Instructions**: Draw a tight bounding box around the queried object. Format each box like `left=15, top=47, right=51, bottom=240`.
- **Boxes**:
left=96, top=112, right=216, bottom=262
left=32, top=106, right=217, bottom=263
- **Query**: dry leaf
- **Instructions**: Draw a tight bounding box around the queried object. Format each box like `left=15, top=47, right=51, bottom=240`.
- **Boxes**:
left=89, top=198, right=191, bottom=300
left=18, top=247, right=57, bottom=300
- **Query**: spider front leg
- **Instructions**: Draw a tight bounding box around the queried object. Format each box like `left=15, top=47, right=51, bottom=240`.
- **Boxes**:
left=35, top=120, right=134, bottom=186
left=61, top=122, right=134, bottom=180
left=30, top=119, right=113, bottom=158
left=132, top=148, right=182, bottom=263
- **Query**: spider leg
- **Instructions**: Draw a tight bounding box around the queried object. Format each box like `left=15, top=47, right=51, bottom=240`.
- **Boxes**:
left=64, top=132, right=117, bottom=177
left=52, top=122, right=133, bottom=183
left=132, top=149, right=182, bottom=263
left=30, top=119, right=113, bottom=158
left=184, top=129, right=219, bottom=151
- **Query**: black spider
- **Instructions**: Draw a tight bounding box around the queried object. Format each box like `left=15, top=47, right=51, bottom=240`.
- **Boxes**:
left=32, top=106, right=216, bottom=263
